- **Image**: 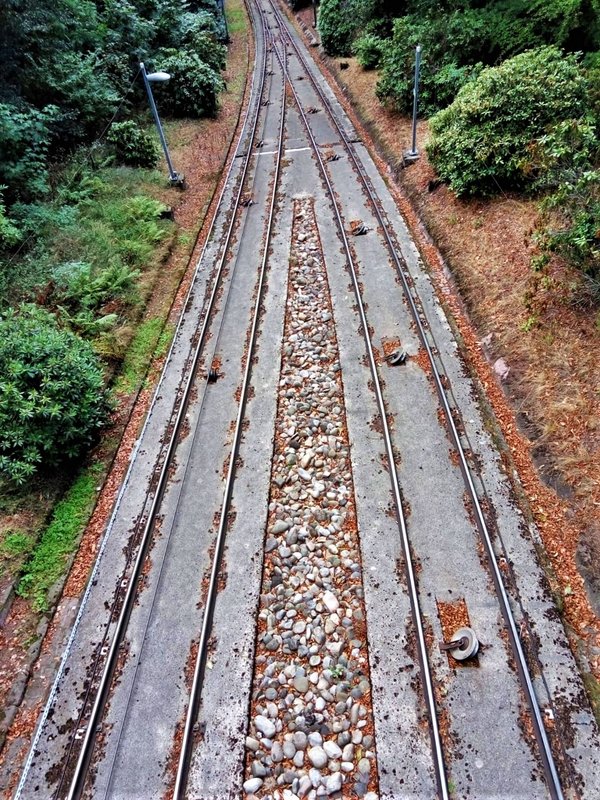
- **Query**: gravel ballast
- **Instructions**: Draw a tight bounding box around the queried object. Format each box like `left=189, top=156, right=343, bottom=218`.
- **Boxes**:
left=244, top=198, right=379, bottom=799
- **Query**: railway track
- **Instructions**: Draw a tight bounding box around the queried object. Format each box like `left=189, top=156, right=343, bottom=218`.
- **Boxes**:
left=16, top=5, right=284, bottom=798
left=14, top=0, right=600, bottom=798
left=261, top=1, right=566, bottom=797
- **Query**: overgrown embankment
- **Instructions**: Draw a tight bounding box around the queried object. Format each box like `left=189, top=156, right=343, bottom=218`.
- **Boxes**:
left=0, top=0, right=250, bottom=762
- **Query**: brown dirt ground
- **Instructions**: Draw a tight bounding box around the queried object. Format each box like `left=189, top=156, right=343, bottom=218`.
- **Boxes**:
left=0, top=1, right=252, bottom=789
left=291, top=5, right=600, bottom=708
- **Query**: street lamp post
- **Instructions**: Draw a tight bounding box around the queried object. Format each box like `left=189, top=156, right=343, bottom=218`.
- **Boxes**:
left=404, top=45, right=422, bottom=164
left=140, top=62, right=185, bottom=187
left=218, top=0, right=230, bottom=43
left=312, top=0, right=317, bottom=28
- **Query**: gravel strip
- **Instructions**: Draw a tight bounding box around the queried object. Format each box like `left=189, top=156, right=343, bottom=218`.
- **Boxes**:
left=244, top=197, right=379, bottom=800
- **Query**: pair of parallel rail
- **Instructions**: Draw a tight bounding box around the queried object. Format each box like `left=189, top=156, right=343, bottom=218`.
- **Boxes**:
left=17, top=1, right=566, bottom=797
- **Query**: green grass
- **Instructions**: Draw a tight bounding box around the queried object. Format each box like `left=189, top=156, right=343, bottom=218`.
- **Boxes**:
left=226, top=0, right=247, bottom=35
left=0, top=530, right=36, bottom=576
left=17, top=465, right=102, bottom=611
left=3, top=167, right=173, bottom=306
left=115, top=318, right=174, bottom=395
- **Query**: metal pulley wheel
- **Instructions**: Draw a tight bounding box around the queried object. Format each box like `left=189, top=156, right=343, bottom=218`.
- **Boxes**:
left=440, top=627, right=479, bottom=661
left=387, top=348, right=407, bottom=366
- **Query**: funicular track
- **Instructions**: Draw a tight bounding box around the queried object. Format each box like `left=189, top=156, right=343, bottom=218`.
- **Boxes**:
left=13, top=0, right=598, bottom=797
left=261, top=0, right=568, bottom=796
left=15, top=5, right=284, bottom=798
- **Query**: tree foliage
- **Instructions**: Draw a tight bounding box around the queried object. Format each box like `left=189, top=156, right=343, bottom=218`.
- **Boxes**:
left=154, top=50, right=224, bottom=118
left=107, top=121, right=159, bottom=168
left=0, top=0, right=227, bottom=217
left=0, top=307, right=109, bottom=484
left=527, top=120, right=600, bottom=282
left=426, top=48, right=589, bottom=196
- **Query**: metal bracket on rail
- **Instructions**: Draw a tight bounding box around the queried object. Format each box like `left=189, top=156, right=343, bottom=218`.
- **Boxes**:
left=386, top=348, right=407, bottom=366
left=350, top=220, right=369, bottom=236
left=440, top=627, right=479, bottom=661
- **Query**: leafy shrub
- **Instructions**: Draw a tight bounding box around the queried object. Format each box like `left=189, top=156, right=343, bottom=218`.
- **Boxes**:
left=107, top=121, right=159, bottom=168
left=53, top=260, right=138, bottom=309
left=426, top=47, right=589, bottom=196
left=0, top=306, right=109, bottom=484
left=353, top=34, right=385, bottom=70
left=0, top=188, right=21, bottom=249
left=584, top=51, right=600, bottom=121
left=27, top=52, right=119, bottom=145
left=376, top=10, right=524, bottom=115
left=181, top=10, right=228, bottom=66
left=188, top=31, right=227, bottom=71
left=527, top=119, right=600, bottom=282
left=0, top=104, right=59, bottom=204
left=318, top=0, right=360, bottom=57
left=154, top=49, right=224, bottom=117
left=181, top=9, right=222, bottom=40
left=186, top=1, right=228, bottom=42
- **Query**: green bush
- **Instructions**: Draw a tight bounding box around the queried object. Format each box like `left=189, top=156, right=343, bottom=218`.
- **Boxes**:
left=426, top=47, right=589, bottom=196
left=376, top=10, right=522, bottom=115
left=0, top=188, right=21, bottom=249
left=526, top=119, right=600, bottom=282
left=0, top=306, right=109, bottom=484
left=181, top=10, right=228, bottom=67
left=0, top=104, right=59, bottom=204
left=27, top=52, right=119, bottom=145
left=106, top=121, right=159, bottom=168
left=187, top=31, right=227, bottom=71
left=353, top=34, right=385, bottom=69
left=186, top=1, right=228, bottom=42
left=154, top=49, right=224, bottom=117
left=318, top=0, right=360, bottom=57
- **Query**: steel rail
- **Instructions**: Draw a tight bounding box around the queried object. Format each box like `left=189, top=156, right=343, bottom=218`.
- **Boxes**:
left=171, top=9, right=287, bottom=800
left=55, top=15, right=274, bottom=800
left=261, top=3, right=450, bottom=796
left=97, top=33, right=283, bottom=800
left=270, top=3, right=565, bottom=797
left=13, top=18, right=266, bottom=800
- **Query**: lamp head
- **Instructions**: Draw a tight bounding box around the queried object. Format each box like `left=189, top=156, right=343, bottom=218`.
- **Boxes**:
left=147, top=70, right=171, bottom=83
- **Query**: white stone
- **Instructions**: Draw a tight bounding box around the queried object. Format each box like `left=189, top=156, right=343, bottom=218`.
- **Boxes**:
left=323, top=740, right=342, bottom=759
left=309, top=767, right=323, bottom=787
left=308, top=745, right=328, bottom=768
left=254, top=714, right=276, bottom=738
left=325, top=772, right=342, bottom=793
left=243, top=778, right=263, bottom=794
left=322, top=591, right=339, bottom=613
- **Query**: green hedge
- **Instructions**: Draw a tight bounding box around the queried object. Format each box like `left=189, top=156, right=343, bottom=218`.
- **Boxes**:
left=426, top=47, right=589, bottom=196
